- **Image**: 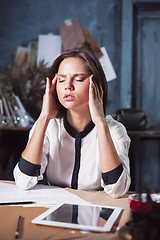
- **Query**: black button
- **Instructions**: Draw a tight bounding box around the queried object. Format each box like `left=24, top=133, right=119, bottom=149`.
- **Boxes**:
left=35, top=169, right=40, bottom=176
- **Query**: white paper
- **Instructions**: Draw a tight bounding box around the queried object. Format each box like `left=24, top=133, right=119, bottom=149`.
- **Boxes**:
left=0, top=183, right=87, bottom=207
left=0, top=99, right=3, bottom=115
left=99, top=46, right=117, bottom=82
left=37, top=34, right=62, bottom=67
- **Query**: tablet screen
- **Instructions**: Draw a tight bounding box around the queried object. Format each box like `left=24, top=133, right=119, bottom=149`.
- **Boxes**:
left=32, top=203, right=122, bottom=232
left=43, top=203, right=114, bottom=227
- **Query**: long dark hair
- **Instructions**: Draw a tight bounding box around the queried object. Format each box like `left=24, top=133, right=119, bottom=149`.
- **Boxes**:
left=48, top=49, right=108, bottom=118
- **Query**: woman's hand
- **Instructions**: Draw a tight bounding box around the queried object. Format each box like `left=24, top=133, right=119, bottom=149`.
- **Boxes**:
left=40, top=75, right=59, bottom=120
left=88, top=75, right=105, bottom=125
left=21, top=76, right=58, bottom=165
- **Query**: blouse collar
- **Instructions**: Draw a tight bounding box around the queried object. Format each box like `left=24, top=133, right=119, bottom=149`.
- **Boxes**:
left=64, top=116, right=95, bottom=139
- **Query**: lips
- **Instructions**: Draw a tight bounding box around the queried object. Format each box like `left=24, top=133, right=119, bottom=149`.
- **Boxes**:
left=63, top=94, right=75, bottom=101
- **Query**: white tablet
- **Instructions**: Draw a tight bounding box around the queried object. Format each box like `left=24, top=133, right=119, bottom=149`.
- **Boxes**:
left=32, top=203, right=122, bottom=232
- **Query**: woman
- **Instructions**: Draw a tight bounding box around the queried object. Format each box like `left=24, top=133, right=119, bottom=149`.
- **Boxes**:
left=14, top=49, right=131, bottom=198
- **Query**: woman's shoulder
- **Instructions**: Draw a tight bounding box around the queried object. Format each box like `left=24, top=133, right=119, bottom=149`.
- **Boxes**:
left=44, top=118, right=64, bottom=139
left=106, top=114, right=122, bottom=126
left=47, top=118, right=64, bottom=130
left=106, top=115, right=129, bottom=138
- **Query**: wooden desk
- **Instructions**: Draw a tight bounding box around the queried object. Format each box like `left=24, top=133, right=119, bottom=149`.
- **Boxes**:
left=0, top=183, right=132, bottom=240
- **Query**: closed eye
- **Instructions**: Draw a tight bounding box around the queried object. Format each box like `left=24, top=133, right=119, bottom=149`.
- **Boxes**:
left=57, top=74, right=90, bottom=83
left=74, top=78, right=85, bottom=82
left=74, top=75, right=89, bottom=82
left=57, top=77, right=66, bottom=83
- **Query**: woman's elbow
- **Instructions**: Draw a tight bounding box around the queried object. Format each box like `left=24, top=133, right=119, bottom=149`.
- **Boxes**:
left=103, top=174, right=131, bottom=199
left=13, top=165, right=38, bottom=190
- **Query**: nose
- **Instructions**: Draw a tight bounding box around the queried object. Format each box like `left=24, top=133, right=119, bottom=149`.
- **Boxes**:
left=65, top=79, right=74, bottom=90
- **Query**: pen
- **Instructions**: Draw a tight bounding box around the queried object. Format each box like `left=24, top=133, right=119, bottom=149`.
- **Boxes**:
left=15, top=216, right=23, bottom=239
left=0, top=201, right=35, bottom=205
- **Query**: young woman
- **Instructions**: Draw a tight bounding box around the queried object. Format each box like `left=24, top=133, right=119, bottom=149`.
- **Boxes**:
left=13, top=49, right=131, bottom=198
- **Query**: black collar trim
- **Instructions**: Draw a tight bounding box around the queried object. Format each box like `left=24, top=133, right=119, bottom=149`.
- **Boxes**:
left=64, top=117, right=95, bottom=139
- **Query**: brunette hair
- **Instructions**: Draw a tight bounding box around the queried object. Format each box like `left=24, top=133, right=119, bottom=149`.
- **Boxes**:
left=48, top=49, right=108, bottom=118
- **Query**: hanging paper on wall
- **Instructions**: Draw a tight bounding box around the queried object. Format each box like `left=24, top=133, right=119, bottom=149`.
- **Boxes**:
left=59, top=20, right=85, bottom=52
left=37, top=34, right=62, bottom=67
left=99, top=47, right=117, bottom=82
left=83, top=29, right=103, bottom=59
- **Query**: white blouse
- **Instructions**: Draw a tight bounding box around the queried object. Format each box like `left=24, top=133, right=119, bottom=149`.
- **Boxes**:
left=14, top=115, right=131, bottom=198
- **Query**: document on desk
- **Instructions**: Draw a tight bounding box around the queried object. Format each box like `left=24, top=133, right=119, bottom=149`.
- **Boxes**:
left=0, top=183, right=87, bottom=207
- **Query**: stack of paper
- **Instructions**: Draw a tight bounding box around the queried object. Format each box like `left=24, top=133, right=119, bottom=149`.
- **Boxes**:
left=0, top=182, right=87, bottom=207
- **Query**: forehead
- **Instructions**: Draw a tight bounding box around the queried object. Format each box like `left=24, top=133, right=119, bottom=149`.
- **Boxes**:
left=58, top=57, right=88, bottom=74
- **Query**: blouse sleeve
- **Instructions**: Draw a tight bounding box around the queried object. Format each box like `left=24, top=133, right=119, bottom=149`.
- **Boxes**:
left=13, top=122, right=49, bottom=190
left=101, top=163, right=123, bottom=185
left=101, top=118, right=131, bottom=198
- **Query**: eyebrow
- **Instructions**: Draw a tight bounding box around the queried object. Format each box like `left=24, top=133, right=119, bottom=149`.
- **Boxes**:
left=57, top=73, right=89, bottom=77
left=57, top=74, right=65, bottom=77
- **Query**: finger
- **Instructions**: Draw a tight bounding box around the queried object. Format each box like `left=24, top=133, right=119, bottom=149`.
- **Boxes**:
left=45, top=77, right=50, bottom=94
left=99, top=85, right=103, bottom=99
left=51, top=74, right=58, bottom=93
left=89, top=75, right=95, bottom=97
left=95, top=85, right=100, bottom=99
left=97, top=85, right=103, bottom=100
left=90, top=75, right=101, bottom=101
left=92, top=81, right=99, bottom=100
left=89, top=75, right=93, bottom=86
left=52, top=74, right=58, bottom=85
left=93, top=81, right=103, bottom=100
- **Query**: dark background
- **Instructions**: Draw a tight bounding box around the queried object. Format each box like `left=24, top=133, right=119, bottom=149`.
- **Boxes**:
left=0, top=0, right=121, bottom=114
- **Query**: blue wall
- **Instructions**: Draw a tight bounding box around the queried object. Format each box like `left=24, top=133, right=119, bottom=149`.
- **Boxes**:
left=0, top=0, right=122, bottom=114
